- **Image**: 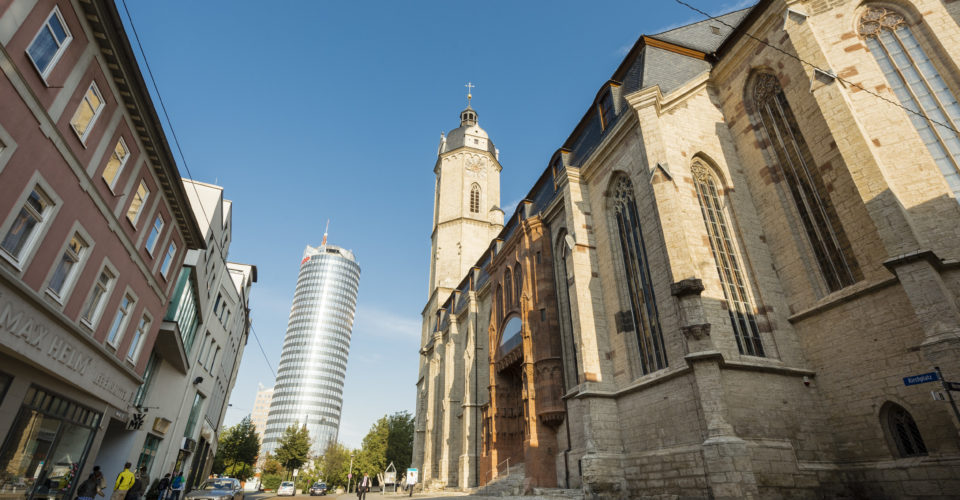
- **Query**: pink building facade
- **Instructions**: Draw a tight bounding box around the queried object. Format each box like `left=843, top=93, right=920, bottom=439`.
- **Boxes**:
left=0, top=1, right=204, bottom=499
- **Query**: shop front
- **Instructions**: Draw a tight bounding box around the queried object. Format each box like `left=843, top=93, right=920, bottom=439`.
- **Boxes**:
left=0, top=281, right=141, bottom=500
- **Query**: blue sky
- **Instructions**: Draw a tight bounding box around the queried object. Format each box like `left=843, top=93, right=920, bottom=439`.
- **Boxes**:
left=119, top=0, right=754, bottom=449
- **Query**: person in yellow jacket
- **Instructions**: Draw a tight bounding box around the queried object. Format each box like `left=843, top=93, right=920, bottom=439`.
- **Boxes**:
left=111, top=463, right=135, bottom=500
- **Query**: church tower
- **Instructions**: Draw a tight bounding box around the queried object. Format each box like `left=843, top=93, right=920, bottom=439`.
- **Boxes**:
left=426, top=102, right=504, bottom=313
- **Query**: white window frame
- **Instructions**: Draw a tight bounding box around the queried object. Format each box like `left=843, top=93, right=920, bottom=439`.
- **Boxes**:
left=0, top=175, right=61, bottom=273
left=126, top=312, right=152, bottom=363
left=126, top=180, right=150, bottom=225
left=146, top=215, right=164, bottom=255
left=26, top=6, right=73, bottom=81
left=106, top=290, right=137, bottom=348
left=70, top=82, right=105, bottom=144
left=0, top=122, right=16, bottom=176
left=102, top=137, right=130, bottom=192
left=80, top=260, right=117, bottom=331
left=160, top=242, right=177, bottom=279
left=44, top=228, right=91, bottom=304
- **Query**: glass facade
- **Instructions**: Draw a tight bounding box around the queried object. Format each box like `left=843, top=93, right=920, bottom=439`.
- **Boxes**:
left=262, top=244, right=361, bottom=456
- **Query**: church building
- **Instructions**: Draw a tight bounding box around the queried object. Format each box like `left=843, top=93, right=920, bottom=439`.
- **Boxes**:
left=413, top=1, right=960, bottom=498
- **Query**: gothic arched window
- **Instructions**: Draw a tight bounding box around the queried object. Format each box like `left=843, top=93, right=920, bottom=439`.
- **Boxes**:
left=881, top=402, right=928, bottom=457
left=611, top=175, right=667, bottom=375
left=504, top=268, right=513, bottom=310
left=470, top=184, right=481, bottom=213
left=692, top=160, right=764, bottom=357
left=859, top=6, right=960, bottom=200
left=513, top=265, right=522, bottom=306
left=753, top=73, right=861, bottom=292
left=555, top=232, right=579, bottom=387
left=495, top=284, right=504, bottom=322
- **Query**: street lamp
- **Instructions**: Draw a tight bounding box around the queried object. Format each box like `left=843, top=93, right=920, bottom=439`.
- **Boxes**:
left=347, top=453, right=355, bottom=493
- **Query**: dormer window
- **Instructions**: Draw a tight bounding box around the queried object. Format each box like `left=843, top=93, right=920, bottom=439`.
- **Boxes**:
left=598, top=88, right=616, bottom=130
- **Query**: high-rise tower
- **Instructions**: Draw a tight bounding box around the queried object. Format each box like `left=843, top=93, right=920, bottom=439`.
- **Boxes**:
left=262, top=239, right=361, bottom=456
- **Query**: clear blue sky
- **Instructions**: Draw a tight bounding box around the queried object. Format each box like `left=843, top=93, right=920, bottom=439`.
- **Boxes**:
left=119, top=0, right=753, bottom=449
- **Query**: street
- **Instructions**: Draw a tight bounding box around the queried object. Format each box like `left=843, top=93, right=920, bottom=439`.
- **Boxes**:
left=244, top=490, right=479, bottom=500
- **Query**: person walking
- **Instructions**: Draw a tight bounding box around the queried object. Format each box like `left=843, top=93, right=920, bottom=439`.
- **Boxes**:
left=406, top=473, right=415, bottom=497
left=356, top=473, right=371, bottom=500
left=112, top=463, right=136, bottom=500
left=169, top=472, right=184, bottom=500
left=77, top=472, right=101, bottom=500
left=124, top=467, right=149, bottom=500
left=156, top=474, right=171, bottom=500
left=93, top=467, right=106, bottom=497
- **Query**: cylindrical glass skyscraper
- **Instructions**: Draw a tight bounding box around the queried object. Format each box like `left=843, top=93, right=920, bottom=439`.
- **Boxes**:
left=262, top=243, right=360, bottom=456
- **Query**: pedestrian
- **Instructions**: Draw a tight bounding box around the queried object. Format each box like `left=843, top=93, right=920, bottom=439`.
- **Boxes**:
left=169, top=472, right=184, bottom=500
left=156, top=473, right=171, bottom=500
left=112, top=463, right=136, bottom=500
left=399, top=475, right=406, bottom=495
left=93, top=466, right=106, bottom=497
left=125, top=467, right=149, bottom=500
left=407, top=473, right=415, bottom=497
left=356, top=473, right=371, bottom=500
left=77, top=472, right=100, bottom=500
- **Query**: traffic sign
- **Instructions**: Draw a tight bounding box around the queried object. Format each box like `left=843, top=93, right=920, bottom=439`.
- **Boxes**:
left=903, top=372, right=939, bottom=386
left=945, top=381, right=960, bottom=392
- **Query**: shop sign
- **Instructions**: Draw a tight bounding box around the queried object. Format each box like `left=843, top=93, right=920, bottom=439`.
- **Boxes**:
left=0, top=290, right=137, bottom=408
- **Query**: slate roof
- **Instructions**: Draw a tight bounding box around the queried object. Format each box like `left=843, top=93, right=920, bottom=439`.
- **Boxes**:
left=651, top=6, right=754, bottom=54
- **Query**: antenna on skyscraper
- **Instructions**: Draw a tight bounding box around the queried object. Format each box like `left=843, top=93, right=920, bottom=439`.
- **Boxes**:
left=322, top=219, right=330, bottom=246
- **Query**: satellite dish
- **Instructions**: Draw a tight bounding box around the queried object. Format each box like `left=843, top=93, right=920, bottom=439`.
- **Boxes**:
left=564, top=234, right=576, bottom=250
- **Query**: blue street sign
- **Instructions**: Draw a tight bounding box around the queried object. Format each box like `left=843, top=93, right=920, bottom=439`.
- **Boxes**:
left=903, top=372, right=939, bottom=386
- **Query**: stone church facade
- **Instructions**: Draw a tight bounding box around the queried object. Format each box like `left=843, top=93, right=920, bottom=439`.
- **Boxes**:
left=413, top=1, right=960, bottom=498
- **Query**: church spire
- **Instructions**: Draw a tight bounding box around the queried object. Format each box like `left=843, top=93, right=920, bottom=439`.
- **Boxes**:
left=461, top=82, right=478, bottom=126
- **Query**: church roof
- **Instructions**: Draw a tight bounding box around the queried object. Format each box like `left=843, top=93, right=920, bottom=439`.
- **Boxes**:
left=439, top=106, right=498, bottom=156
left=650, top=6, right=754, bottom=55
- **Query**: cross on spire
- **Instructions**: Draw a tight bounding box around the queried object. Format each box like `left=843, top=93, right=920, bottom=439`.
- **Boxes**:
left=465, top=81, right=475, bottom=106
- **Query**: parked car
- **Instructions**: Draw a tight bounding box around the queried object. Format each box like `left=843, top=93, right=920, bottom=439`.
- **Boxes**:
left=185, top=478, right=243, bottom=500
left=276, top=481, right=295, bottom=496
left=308, top=482, right=327, bottom=496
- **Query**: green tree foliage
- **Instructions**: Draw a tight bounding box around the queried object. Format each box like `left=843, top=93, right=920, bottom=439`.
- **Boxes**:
left=211, top=416, right=261, bottom=480
left=352, top=411, right=415, bottom=483
left=260, top=473, right=282, bottom=491
left=274, top=424, right=311, bottom=476
left=385, top=411, right=415, bottom=472
left=261, top=453, right=282, bottom=475
left=316, top=442, right=352, bottom=489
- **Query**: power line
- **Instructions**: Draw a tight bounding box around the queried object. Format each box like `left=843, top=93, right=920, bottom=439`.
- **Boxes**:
left=119, top=0, right=277, bottom=379
left=672, top=0, right=960, bottom=135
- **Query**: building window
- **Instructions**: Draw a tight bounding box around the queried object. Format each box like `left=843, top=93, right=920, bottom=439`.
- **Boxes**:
left=126, top=314, right=151, bottom=362
left=860, top=7, right=960, bottom=200
left=882, top=402, right=927, bottom=457
left=598, top=88, right=616, bottom=130
left=102, top=138, right=130, bottom=192
left=133, top=352, right=159, bottom=407
left=145, top=216, right=164, bottom=255
left=48, top=233, right=87, bottom=300
left=1, top=187, right=53, bottom=264
left=136, top=434, right=161, bottom=476
left=26, top=7, right=72, bottom=79
left=183, top=392, right=205, bottom=438
left=160, top=242, right=177, bottom=278
left=81, top=268, right=114, bottom=328
left=106, top=294, right=135, bottom=347
left=752, top=73, right=860, bottom=292
left=611, top=175, right=667, bottom=375
left=70, top=83, right=104, bottom=143
left=555, top=232, right=579, bottom=388
left=513, top=265, right=522, bottom=306
left=469, top=184, right=481, bottom=213
left=495, top=284, right=504, bottom=322
left=691, top=161, right=764, bottom=357
left=126, top=181, right=149, bottom=225
left=503, top=269, right=513, bottom=311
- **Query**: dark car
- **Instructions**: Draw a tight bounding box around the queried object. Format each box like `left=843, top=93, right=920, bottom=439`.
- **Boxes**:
left=308, top=482, right=327, bottom=496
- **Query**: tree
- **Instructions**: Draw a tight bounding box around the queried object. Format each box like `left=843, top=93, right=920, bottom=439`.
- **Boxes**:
left=385, top=411, right=415, bottom=473
left=210, top=416, right=261, bottom=480
left=355, top=417, right=388, bottom=480
left=261, top=453, right=282, bottom=475
left=316, top=442, right=352, bottom=489
left=274, top=424, right=311, bottom=477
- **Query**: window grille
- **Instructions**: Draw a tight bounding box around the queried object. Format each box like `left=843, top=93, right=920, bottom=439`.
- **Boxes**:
left=470, top=184, right=481, bottom=213
left=691, top=161, right=764, bottom=356
left=884, top=402, right=927, bottom=457
left=753, top=73, right=860, bottom=291
left=611, top=175, right=666, bottom=374
left=859, top=6, right=960, bottom=200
